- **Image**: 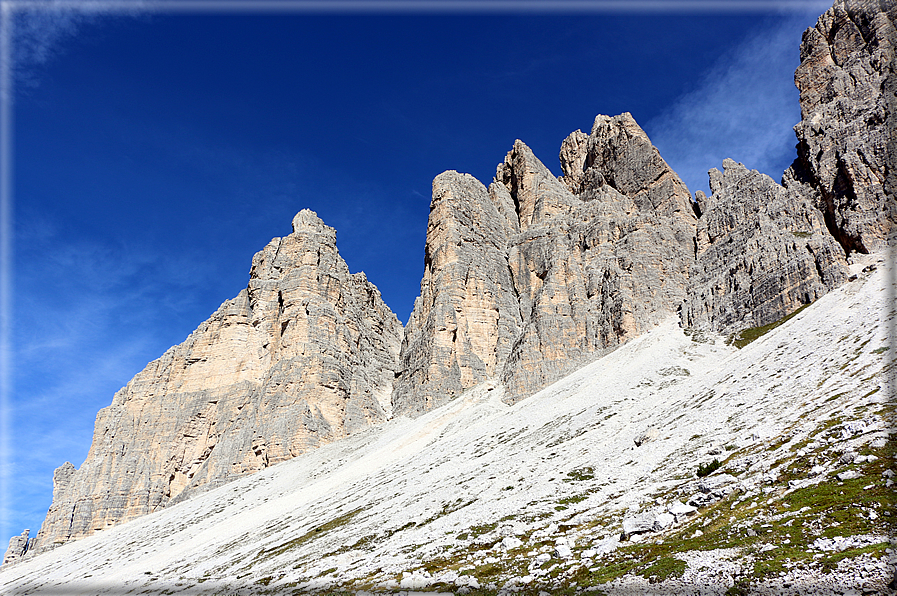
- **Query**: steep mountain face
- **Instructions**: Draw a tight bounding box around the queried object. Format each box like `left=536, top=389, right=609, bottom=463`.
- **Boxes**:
left=684, top=160, right=850, bottom=333
left=392, top=172, right=523, bottom=417
left=1, top=254, right=892, bottom=595
left=30, top=210, right=403, bottom=552
left=783, top=0, right=896, bottom=253
left=394, top=115, right=697, bottom=415
left=12, top=0, right=895, bottom=563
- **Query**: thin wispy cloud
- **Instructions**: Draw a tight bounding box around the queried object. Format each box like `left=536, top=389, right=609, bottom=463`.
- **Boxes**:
left=6, top=207, right=238, bottom=527
left=646, top=13, right=817, bottom=197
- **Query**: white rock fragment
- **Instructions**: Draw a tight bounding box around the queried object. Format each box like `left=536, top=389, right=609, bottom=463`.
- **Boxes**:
left=553, top=544, right=573, bottom=559
left=838, top=451, right=858, bottom=464
left=668, top=501, right=697, bottom=519
left=621, top=514, right=654, bottom=537
left=652, top=512, right=675, bottom=531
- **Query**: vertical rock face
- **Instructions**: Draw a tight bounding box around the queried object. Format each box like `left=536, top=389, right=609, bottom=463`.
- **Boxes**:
left=3, top=531, right=31, bottom=566
left=394, top=114, right=697, bottom=413
left=32, top=210, right=402, bottom=552
left=683, top=160, right=850, bottom=333
left=498, top=131, right=696, bottom=401
left=783, top=0, right=896, bottom=253
left=392, top=172, right=523, bottom=417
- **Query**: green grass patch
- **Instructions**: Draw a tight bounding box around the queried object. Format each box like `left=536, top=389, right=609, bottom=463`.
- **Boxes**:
left=564, top=466, right=595, bottom=482
left=731, top=303, right=811, bottom=349
left=255, top=507, right=362, bottom=560
left=640, top=556, right=687, bottom=581
left=468, top=521, right=498, bottom=537
left=696, top=459, right=722, bottom=477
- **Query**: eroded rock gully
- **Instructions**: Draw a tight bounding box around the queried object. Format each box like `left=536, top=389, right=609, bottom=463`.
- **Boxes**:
left=783, top=0, right=896, bottom=253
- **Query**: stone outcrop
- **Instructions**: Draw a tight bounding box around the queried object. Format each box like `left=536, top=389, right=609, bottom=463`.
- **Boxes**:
left=18, top=1, right=897, bottom=558
left=30, top=210, right=402, bottom=552
left=683, top=159, right=850, bottom=333
left=2, top=530, right=32, bottom=566
left=394, top=114, right=697, bottom=414
left=391, top=172, right=523, bottom=417
left=783, top=0, right=897, bottom=253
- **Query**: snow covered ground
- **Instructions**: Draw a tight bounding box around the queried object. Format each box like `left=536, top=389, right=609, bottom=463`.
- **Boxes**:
left=2, top=250, right=894, bottom=595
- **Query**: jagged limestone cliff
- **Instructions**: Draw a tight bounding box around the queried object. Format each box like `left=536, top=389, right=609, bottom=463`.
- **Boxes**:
left=783, top=0, right=896, bottom=253
left=30, top=210, right=403, bottom=552
left=393, top=114, right=697, bottom=415
left=14, top=0, right=895, bottom=561
left=684, top=159, right=850, bottom=333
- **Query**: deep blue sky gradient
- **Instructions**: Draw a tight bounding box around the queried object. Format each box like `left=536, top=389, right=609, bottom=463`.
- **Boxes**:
left=6, top=3, right=828, bottom=545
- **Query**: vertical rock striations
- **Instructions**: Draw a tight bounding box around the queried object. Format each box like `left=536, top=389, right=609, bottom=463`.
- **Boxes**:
left=22, top=2, right=897, bottom=555
left=783, top=0, right=897, bottom=253
left=683, top=160, right=850, bottom=333
left=499, top=125, right=697, bottom=401
left=394, top=114, right=697, bottom=413
left=2, top=531, right=32, bottom=566
left=32, top=210, right=402, bottom=552
left=392, top=172, right=523, bottom=417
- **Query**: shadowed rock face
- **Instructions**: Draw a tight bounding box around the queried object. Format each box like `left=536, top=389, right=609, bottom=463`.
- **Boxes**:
left=394, top=114, right=697, bottom=413
left=684, top=160, right=850, bottom=333
left=783, top=0, right=897, bottom=253
left=31, top=210, right=403, bottom=552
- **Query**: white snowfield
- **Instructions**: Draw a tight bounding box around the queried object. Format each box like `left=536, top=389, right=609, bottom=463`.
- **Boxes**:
left=2, top=251, right=894, bottom=595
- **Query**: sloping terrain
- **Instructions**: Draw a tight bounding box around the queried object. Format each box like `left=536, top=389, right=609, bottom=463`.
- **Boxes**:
left=1, top=250, right=892, bottom=595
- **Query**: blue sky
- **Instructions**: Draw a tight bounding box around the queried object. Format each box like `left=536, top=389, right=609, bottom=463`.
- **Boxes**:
left=2, top=0, right=830, bottom=546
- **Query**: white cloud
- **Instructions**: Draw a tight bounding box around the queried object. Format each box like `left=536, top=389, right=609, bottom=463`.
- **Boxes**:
left=9, top=0, right=148, bottom=88
left=645, top=12, right=819, bottom=197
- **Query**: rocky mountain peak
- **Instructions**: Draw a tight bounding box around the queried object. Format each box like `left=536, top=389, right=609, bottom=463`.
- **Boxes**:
left=561, top=112, right=695, bottom=223
left=290, top=208, right=332, bottom=236
left=495, top=139, right=577, bottom=230
left=12, top=0, right=894, bottom=569
left=27, top=210, right=403, bottom=554
left=395, top=111, right=699, bottom=413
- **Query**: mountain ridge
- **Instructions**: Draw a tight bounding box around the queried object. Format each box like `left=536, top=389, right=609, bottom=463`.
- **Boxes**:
left=4, top=0, right=895, bottom=590
left=0, top=248, right=892, bottom=594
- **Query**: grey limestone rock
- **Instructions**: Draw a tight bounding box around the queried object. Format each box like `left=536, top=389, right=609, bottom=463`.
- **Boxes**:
left=2, top=530, right=31, bottom=566
left=395, top=115, right=696, bottom=414
left=621, top=513, right=656, bottom=538
left=32, top=210, right=403, bottom=553
left=783, top=0, right=897, bottom=253
left=500, top=134, right=695, bottom=402
left=392, top=171, right=523, bottom=417
left=561, top=113, right=696, bottom=225
left=683, top=159, right=849, bottom=334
